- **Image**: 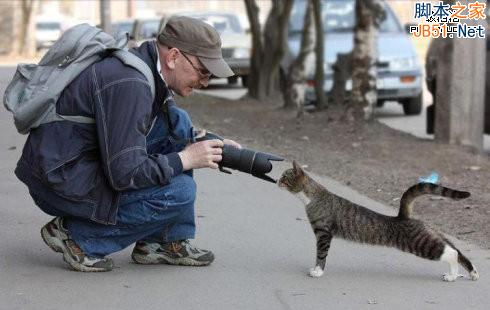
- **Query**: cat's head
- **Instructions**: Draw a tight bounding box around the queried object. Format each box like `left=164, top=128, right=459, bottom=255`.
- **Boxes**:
left=277, top=160, right=307, bottom=193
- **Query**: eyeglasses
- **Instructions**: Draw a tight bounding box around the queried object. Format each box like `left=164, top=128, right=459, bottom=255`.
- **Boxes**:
left=180, top=51, right=212, bottom=79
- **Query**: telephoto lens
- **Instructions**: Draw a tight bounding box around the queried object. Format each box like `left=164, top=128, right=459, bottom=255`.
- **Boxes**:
left=195, top=131, right=283, bottom=183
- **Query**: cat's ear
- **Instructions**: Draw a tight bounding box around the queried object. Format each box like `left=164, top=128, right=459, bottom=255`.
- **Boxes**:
left=292, top=160, right=304, bottom=176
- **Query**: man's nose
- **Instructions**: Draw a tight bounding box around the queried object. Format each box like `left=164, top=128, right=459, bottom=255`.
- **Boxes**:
left=199, top=78, right=209, bottom=88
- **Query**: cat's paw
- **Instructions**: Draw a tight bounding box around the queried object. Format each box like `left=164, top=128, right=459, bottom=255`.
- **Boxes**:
left=308, top=266, right=324, bottom=278
left=469, top=270, right=479, bottom=281
left=442, top=273, right=459, bottom=282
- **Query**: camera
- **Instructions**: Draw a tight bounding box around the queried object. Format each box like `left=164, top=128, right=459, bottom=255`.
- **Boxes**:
left=195, top=131, right=283, bottom=183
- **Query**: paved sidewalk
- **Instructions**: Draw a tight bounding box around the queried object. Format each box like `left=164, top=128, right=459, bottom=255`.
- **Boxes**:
left=1, top=154, right=489, bottom=309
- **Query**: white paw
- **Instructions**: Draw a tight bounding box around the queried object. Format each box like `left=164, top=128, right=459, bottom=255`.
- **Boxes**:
left=442, top=273, right=458, bottom=282
left=308, top=266, right=324, bottom=277
left=469, top=270, right=479, bottom=281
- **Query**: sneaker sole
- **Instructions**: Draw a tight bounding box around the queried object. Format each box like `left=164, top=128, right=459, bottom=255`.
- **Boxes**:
left=132, top=253, right=213, bottom=266
left=61, top=254, right=112, bottom=273
left=41, top=224, right=112, bottom=272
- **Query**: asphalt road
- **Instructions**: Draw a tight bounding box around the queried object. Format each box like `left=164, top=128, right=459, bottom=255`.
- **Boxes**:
left=1, top=66, right=489, bottom=310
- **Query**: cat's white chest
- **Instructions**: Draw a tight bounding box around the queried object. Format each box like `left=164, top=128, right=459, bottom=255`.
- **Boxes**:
left=295, top=192, right=311, bottom=205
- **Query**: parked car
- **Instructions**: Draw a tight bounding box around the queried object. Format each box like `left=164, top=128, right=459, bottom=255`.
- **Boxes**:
left=176, top=12, right=251, bottom=86
left=285, top=0, right=423, bottom=115
left=109, top=18, right=164, bottom=47
left=111, top=19, right=135, bottom=38
left=35, top=18, right=62, bottom=50
left=128, top=17, right=165, bottom=48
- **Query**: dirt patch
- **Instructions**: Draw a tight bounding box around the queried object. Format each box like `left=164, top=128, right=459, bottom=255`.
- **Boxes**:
left=179, top=93, right=490, bottom=250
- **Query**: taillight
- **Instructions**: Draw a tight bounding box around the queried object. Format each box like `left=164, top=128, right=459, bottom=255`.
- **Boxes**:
left=307, top=80, right=315, bottom=87
left=400, top=76, right=416, bottom=83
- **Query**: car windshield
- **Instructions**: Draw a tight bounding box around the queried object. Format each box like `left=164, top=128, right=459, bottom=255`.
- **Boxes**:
left=139, top=20, right=160, bottom=38
left=36, top=22, right=61, bottom=30
left=289, top=0, right=401, bottom=34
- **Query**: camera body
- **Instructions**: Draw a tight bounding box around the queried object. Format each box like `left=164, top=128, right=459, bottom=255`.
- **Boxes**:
left=195, top=132, right=283, bottom=183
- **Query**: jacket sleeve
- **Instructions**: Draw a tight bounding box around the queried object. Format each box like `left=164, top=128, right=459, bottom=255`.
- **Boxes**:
left=92, top=72, right=183, bottom=191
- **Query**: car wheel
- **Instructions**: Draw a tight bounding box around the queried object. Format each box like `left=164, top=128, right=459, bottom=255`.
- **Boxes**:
left=228, top=76, right=238, bottom=85
left=241, top=75, right=249, bottom=87
left=402, top=93, right=422, bottom=115
left=376, top=100, right=385, bottom=107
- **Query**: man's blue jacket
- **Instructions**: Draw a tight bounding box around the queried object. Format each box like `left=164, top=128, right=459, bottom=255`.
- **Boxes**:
left=15, top=41, right=184, bottom=225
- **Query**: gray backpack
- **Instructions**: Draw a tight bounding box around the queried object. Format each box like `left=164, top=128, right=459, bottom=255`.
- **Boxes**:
left=3, top=23, right=155, bottom=134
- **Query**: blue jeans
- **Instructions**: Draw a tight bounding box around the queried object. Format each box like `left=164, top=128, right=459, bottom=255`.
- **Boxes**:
left=32, top=107, right=197, bottom=258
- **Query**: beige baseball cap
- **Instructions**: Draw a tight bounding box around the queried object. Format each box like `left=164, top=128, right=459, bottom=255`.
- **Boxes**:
left=157, top=15, right=234, bottom=78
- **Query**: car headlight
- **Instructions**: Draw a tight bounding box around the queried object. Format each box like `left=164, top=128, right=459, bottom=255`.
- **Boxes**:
left=233, top=47, right=250, bottom=59
left=390, top=56, right=418, bottom=71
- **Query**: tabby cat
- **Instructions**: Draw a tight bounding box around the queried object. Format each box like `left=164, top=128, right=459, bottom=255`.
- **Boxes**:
left=278, top=161, right=479, bottom=282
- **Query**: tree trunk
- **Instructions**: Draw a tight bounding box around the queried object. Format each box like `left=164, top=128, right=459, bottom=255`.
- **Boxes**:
left=283, top=0, right=315, bottom=117
left=244, top=0, right=261, bottom=97
left=18, top=0, right=38, bottom=57
left=245, top=0, right=293, bottom=102
left=127, top=0, right=136, bottom=18
left=331, top=52, right=352, bottom=105
left=100, top=0, right=112, bottom=34
left=348, top=0, right=384, bottom=121
left=311, top=0, right=327, bottom=109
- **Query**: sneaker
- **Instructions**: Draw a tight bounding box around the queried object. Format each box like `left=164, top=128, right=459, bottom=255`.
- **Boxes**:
left=40, top=217, right=113, bottom=272
left=131, top=240, right=214, bottom=266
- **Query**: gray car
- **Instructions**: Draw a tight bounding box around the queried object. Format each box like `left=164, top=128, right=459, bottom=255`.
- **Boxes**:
left=111, top=19, right=135, bottom=38
left=111, top=18, right=164, bottom=48
left=177, top=12, right=251, bottom=86
left=285, top=0, right=423, bottom=115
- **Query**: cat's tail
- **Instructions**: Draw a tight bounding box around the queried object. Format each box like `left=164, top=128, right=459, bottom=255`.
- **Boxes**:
left=398, top=183, right=470, bottom=219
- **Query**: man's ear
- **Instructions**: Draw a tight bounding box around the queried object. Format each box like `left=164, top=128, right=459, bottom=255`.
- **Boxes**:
left=165, top=48, right=179, bottom=70
left=292, top=160, right=304, bottom=176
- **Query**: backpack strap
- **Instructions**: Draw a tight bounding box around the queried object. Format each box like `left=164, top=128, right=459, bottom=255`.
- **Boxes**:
left=112, top=49, right=155, bottom=101
left=56, top=49, right=156, bottom=125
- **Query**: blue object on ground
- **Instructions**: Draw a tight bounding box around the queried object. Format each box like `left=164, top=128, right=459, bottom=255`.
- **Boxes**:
left=418, top=171, right=439, bottom=184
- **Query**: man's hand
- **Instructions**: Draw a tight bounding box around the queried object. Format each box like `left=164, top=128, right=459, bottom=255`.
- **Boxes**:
left=223, top=139, right=242, bottom=149
left=178, top=139, right=224, bottom=170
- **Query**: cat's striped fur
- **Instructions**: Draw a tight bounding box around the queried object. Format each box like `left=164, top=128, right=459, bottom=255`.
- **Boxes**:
left=278, top=161, right=479, bottom=282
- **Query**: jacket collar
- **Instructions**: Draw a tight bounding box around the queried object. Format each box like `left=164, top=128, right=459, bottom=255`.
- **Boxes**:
left=131, top=41, right=175, bottom=113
